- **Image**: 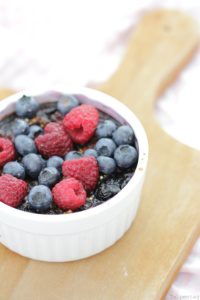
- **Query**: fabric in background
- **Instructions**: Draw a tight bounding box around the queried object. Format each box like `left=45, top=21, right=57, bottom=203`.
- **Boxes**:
left=0, top=0, right=200, bottom=298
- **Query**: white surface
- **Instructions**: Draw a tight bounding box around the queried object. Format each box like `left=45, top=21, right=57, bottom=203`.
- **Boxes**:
left=0, top=87, right=148, bottom=261
left=0, top=0, right=200, bottom=296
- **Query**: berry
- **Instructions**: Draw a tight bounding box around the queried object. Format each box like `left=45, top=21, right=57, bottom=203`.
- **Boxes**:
left=65, top=151, right=83, bottom=161
left=52, top=178, right=86, bottom=210
left=112, top=125, right=135, bottom=146
left=36, top=132, right=72, bottom=158
left=95, top=138, right=116, bottom=157
left=63, top=104, right=99, bottom=144
left=3, top=161, right=25, bottom=179
left=92, top=199, right=103, bottom=207
left=0, top=138, right=16, bottom=167
left=95, top=178, right=121, bottom=201
left=47, top=156, right=63, bottom=171
left=14, top=135, right=37, bottom=156
left=62, top=156, right=99, bottom=191
left=28, top=125, right=43, bottom=139
left=38, top=155, right=47, bottom=168
left=35, top=123, right=73, bottom=158
left=44, top=122, right=65, bottom=134
left=57, top=95, right=79, bottom=115
left=78, top=200, right=93, bottom=211
left=0, top=174, right=28, bottom=207
left=38, top=167, right=60, bottom=187
left=22, top=153, right=43, bottom=179
left=12, top=119, right=29, bottom=136
left=97, top=156, right=116, bottom=175
left=16, top=95, right=39, bottom=118
left=114, top=145, right=138, bottom=168
left=121, top=173, right=133, bottom=189
left=28, top=185, right=52, bottom=212
left=84, top=149, right=98, bottom=158
left=96, top=120, right=117, bottom=138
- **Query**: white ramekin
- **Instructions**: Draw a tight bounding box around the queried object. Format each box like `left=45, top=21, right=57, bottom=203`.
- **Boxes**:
left=0, top=87, right=148, bottom=262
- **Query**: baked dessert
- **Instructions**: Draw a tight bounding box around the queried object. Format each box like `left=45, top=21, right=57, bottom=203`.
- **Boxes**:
left=0, top=93, right=138, bottom=214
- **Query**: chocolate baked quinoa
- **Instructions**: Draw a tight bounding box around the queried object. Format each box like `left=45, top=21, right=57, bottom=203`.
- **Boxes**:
left=0, top=94, right=138, bottom=214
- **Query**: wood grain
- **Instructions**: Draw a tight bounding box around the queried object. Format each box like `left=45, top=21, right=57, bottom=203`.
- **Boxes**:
left=0, top=10, right=199, bottom=300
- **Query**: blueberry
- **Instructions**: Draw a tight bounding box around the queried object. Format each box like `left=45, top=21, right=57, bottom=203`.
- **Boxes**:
left=95, top=138, right=116, bottom=157
left=96, top=120, right=117, bottom=138
left=84, top=149, right=98, bottom=158
left=16, top=95, right=39, bottom=118
left=112, top=125, right=135, bottom=146
left=57, top=95, right=79, bottom=115
left=114, top=145, right=138, bottom=168
left=22, top=153, right=43, bottom=179
left=92, top=199, right=103, bottom=207
left=65, top=151, right=82, bottom=160
left=78, top=200, right=93, bottom=211
left=28, top=185, right=52, bottom=212
left=95, top=180, right=121, bottom=201
left=12, top=119, right=29, bottom=136
left=97, top=156, right=116, bottom=174
left=38, top=155, right=47, bottom=168
left=121, top=173, right=133, bottom=189
left=38, top=167, right=60, bottom=187
left=47, top=156, right=64, bottom=171
left=14, top=135, right=37, bottom=156
left=3, top=161, right=25, bottom=179
left=28, top=125, right=43, bottom=139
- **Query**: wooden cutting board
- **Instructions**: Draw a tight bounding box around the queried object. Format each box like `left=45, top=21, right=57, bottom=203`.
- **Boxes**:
left=0, top=10, right=200, bottom=300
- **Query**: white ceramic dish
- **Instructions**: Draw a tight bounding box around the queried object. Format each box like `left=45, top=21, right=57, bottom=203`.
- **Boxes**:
left=0, top=87, right=148, bottom=262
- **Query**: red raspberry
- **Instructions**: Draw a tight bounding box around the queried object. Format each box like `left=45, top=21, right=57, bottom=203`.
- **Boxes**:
left=0, top=138, right=16, bottom=168
left=62, top=156, right=99, bottom=191
left=44, top=122, right=65, bottom=134
left=35, top=123, right=73, bottom=158
left=63, top=104, right=99, bottom=144
left=52, top=178, right=86, bottom=210
left=0, top=174, right=28, bottom=208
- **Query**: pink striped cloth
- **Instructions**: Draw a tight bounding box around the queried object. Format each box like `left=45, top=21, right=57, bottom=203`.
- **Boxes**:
left=0, top=0, right=200, bottom=298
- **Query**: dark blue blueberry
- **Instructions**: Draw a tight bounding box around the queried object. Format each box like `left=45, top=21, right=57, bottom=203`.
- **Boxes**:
left=12, top=119, right=29, bottom=136
left=112, top=125, right=135, bottom=146
left=38, top=167, right=60, bottom=187
left=95, top=180, right=120, bottom=201
left=28, top=185, right=52, bottom=212
left=84, top=149, right=98, bottom=158
left=97, top=156, right=116, bottom=175
left=16, top=95, right=39, bottom=118
left=95, top=138, right=116, bottom=157
left=3, top=161, right=25, bottom=179
left=92, top=199, right=103, bottom=207
left=65, top=151, right=83, bottom=160
left=28, top=125, right=43, bottom=139
left=96, top=120, right=117, bottom=138
left=114, top=145, right=138, bottom=168
left=57, top=95, right=79, bottom=115
left=22, top=153, right=43, bottom=179
left=47, top=156, right=64, bottom=171
left=14, top=135, right=37, bottom=156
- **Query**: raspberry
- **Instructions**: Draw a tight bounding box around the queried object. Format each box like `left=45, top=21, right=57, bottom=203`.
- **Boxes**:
left=35, top=123, right=73, bottom=158
left=63, top=104, right=99, bottom=144
left=52, top=178, right=86, bottom=210
left=44, top=122, right=65, bottom=134
left=0, top=138, right=16, bottom=168
left=62, top=156, right=99, bottom=191
left=0, top=174, right=28, bottom=207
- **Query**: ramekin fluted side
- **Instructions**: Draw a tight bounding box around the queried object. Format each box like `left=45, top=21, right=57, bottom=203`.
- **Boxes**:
left=0, top=193, right=141, bottom=262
